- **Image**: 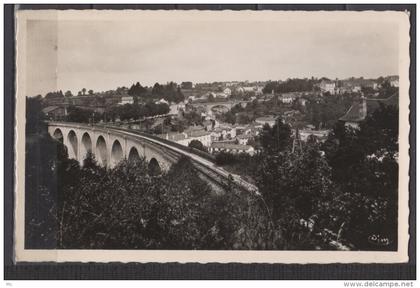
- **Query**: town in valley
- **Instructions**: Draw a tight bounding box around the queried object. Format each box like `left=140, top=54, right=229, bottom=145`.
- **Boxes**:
left=41, top=76, right=399, bottom=158
left=26, top=74, right=399, bottom=251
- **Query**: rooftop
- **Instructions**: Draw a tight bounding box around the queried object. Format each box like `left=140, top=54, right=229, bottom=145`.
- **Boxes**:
left=187, top=130, right=211, bottom=138
left=211, top=142, right=253, bottom=151
left=255, top=116, right=277, bottom=122
left=339, top=93, right=398, bottom=123
left=42, top=106, right=61, bottom=113
left=157, top=132, right=187, bottom=142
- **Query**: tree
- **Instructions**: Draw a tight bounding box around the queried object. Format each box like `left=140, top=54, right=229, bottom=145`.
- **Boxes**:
left=66, top=106, right=94, bottom=123
left=181, top=81, right=193, bottom=89
left=152, top=83, right=164, bottom=95
left=263, top=78, right=319, bottom=94
left=128, top=82, right=147, bottom=96
left=45, top=91, right=64, bottom=100
left=259, top=119, right=292, bottom=154
left=254, top=141, right=334, bottom=249
left=81, top=88, right=86, bottom=95
left=322, top=104, right=399, bottom=249
left=88, top=89, right=94, bottom=95
left=64, top=90, right=73, bottom=97
left=188, top=140, right=207, bottom=152
left=26, top=96, right=46, bottom=134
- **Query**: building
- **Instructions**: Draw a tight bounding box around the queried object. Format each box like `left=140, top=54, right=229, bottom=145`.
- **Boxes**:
left=339, top=97, right=367, bottom=129
left=390, top=80, right=399, bottom=87
left=181, top=81, right=193, bottom=89
left=278, top=92, right=300, bottom=104
left=339, top=93, right=398, bottom=129
left=180, top=129, right=212, bottom=147
left=155, top=98, right=169, bottom=105
left=169, top=102, right=186, bottom=116
left=255, top=116, right=277, bottom=127
left=210, top=142, right=255, bottom=155
left=215, top=92, right=229, bottom=99
left=202, top=120, right=214, bottom=131
left=42, top=106, right=67, bottom=119
left=319, top=80, right=337, bottom=94
left=210, top=129, right=223, bottom=141
left=158, top=132, right=188, bottom=142
left=298, top=98, right=308, bottom=107
left=159, top=129, right=212, bottom=148
left=236, top=133, right=254, bottom=145
left=387, top=76, right=399, bottom=87
left=120, top=96, right=134, bottom=105
left=299, top=129, right=330, bottom=142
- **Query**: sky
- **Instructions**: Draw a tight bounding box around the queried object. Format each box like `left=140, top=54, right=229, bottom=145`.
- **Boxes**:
left=24, top=12, right=400, bottom=96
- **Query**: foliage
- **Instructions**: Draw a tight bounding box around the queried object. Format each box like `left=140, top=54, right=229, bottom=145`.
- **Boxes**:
left=66, top=106, right=96, bottom=123
left=128, top=82, right=148, bottom=96
left=107, top=102, right=170, bottom=122
left=152, top=82, right=185, bottom=103
left=263, top=78, right=319, bottom=94
left=26, top=96, right=46, bottom=134
left=45, top=90, right=64, bottom=99
left=259, top=119, right=292, bottom=154
left=321, top=104, right=399, bottom=249
left=188, top=140, right=207, bottom=152
left=304, top=93, right=355, bottom=129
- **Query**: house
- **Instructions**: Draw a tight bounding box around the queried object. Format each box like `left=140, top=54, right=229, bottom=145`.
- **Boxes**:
left=215, top=92, right=229, bottom=99
left=352, top=86, right=362, bottom=93
left=119, top=95, right=134, bottom=105
left=212, top=125, right=237, bottom=140
left=158, top=132, right=188, bottom=142
left=169, top=102, right=185, bottom=116
left=159, top=129, right=212, bottom=148
left=243, top=86, right=256, bottom=92
left=278, top=92, right=300, bottom=104
left=210, top=142, right=255, bottom=155
left=155, top=98, right=169, bottom=105
left=174, top=129, right=212, bottom=147
left=181, top=81, right=193, bottom=89
left=387, top=76, right=399, bottom=87
left=339, top=93, right=398, bottom=129
left=42, top=106, right=67, bottom=119
left=298, top=98, right=308, bottom=107
left=255, top=116, right=277, bottom=127
left=220, top=124, right=237, bottom=139
left=319, top=80, right=337, bottom=94
left=210, top=129, right=223, bottom=141
left=202, top=120, right=214, bottom=131
left=299, top=129, right=330, bottom=142
left=236, top=133, right=254, bottom=145
left=339, top=97, right=367, bottom=129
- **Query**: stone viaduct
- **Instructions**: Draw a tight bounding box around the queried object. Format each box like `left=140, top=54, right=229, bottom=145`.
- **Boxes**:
left=47, top=122, right=258, bottom=194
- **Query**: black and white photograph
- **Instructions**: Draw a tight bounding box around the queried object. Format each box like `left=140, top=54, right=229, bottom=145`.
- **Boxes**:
left=13, top=8, right=411, bottom=264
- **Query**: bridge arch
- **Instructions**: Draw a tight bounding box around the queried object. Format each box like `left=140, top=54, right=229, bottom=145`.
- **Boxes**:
left=80, top=132, right=93, bottom=162
left=52, top=128, right=64, bottom=142
left=96, top=135, right=108, bottom=167
left=148, top=157, right=161, bottom=176
left=111, top=139, right=124, bottom=167
left=67, top=130, right=78, bottom=159
left=128, top=146, right=141, bottom=163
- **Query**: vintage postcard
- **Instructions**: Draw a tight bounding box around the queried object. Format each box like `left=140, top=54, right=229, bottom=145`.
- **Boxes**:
left=14, top=9, right=411, bottom=263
